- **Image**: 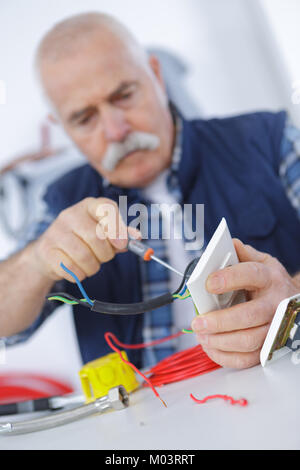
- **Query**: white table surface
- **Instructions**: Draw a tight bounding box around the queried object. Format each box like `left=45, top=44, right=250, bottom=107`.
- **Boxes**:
left=0, top=353, right=299, bottom=450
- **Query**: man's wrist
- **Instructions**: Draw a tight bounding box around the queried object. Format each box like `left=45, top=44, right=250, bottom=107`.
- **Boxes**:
left=20, top=241, right=55, bottom=290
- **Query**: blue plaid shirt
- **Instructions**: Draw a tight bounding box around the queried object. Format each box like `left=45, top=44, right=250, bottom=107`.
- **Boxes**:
left=280, top=119, right=300, bottom=218
left=3, top=114, right=300, bottom=357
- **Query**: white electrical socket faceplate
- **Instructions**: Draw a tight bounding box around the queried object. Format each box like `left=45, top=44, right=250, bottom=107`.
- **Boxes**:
left=260, top=293, right=300, bottom=367
left=187, top=218, right=245, bottom=315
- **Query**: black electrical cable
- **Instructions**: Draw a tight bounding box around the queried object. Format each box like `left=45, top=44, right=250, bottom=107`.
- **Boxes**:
left=173, top=257, right=200, bottom=295
left=46, top=257, right=199, bottom=316
left=91, top=293, right=174, bottom=315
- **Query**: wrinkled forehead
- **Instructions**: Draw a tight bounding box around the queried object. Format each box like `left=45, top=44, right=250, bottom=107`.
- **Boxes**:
left=39, top=32, right=149, bottom=117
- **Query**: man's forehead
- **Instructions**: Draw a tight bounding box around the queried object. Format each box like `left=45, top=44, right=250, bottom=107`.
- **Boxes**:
left=41, top=46, right=144, bottom=117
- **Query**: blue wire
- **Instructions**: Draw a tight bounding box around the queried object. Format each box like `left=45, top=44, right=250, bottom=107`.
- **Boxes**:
left=60, top=263, right=94, bottom=306
left=179, top=284, right=187, bottom=296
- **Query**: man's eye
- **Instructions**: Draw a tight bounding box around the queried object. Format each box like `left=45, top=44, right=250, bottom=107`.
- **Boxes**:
left=79, top=115, right=92, bottom=126
left=115, top=92, right=133, bottom=103
left=121, top=93, right=132, bottom=100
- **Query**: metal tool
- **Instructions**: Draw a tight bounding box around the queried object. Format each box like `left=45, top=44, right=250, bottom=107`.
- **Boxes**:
left=0, top=386, right=129, bottom=436
left=128, top=238, right=183, bottom=277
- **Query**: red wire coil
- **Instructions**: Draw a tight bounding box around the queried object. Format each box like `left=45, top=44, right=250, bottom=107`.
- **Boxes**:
left=104, top=332, right=249, bottom=408
left=104, top=332, right=220, bottom=395
left=144, top=344, right=220, bottom=386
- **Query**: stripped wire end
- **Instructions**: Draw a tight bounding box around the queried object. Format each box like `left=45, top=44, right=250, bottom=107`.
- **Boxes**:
left=48, top=296, right=79, bottom=306
left=159, top=397, right=168, bottom=408
left=60, top=263, right=94, bottom=307
left=173, top=288, right=191, bottom=301
left=46, top=293, right=91, bottom=309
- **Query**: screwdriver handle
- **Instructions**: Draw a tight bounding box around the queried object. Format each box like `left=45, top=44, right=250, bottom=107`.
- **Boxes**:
left=127, top=239, right=154, bottom=261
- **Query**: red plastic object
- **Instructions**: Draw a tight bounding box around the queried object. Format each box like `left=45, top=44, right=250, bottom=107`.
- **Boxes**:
left=190, top=393, right=248, bottom=406
left=0, top=373, right=73, bottom=405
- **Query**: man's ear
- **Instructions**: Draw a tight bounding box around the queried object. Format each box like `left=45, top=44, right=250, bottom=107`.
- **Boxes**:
left=148, top=55, right=166, bottom=91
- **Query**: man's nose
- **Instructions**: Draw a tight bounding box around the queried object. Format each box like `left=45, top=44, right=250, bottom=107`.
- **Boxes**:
left=101, top=106, right=131, bottom=143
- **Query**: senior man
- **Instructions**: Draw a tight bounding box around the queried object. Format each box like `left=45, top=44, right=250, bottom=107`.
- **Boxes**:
left=1, top=12, right=300, bottom=369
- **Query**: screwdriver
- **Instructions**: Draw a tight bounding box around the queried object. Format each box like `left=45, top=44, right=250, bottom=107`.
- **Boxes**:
left=127, top=238, right=184, bottom=278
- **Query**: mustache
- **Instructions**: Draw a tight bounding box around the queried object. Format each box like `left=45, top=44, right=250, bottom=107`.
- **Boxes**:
left=101, top=132, right=160, bottom=172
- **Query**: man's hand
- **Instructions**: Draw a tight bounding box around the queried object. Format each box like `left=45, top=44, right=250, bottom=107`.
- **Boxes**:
left=32, top=197, right=132, bottom=283
left=191, top=239, right=300, bottom=369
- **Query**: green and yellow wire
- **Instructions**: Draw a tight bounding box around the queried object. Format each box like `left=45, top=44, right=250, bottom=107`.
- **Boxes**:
left=172, top=288, right=195, bottom=334
left=47, top=296, right=89, bottom=306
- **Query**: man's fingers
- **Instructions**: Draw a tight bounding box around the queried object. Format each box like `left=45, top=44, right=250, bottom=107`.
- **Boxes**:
left=196, top=324, right=269, bottom=353
left=201, top=346, right=261, bottom=369
left=87, top=197, right=128, bottom=250
left=48, top=249, right=87, bottom=282
left=233, top=238, right=269, bottom=263
left=191, top=298, right=274, bottom=334
left=57, top=232, right=100, bottom=278
left=206, top=261, right=270, bottom=294
left=37, top=196, right=136, bottom=283
left=128, top=226, right=142, bottom=240
left=72, top=216, right=116, bottom=264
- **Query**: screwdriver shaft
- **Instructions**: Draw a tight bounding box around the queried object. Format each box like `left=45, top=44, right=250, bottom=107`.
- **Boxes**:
left=127, top=238, right=183, bottom=278
left=150, top=255, right=183, bottom=277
